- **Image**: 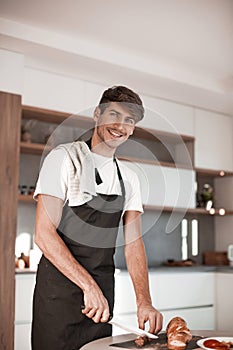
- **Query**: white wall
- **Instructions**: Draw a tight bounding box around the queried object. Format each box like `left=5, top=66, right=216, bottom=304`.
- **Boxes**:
left=0, top=49, right=24, bottom=94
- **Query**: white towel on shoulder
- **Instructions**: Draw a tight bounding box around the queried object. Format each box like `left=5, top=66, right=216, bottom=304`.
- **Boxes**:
left=56, top=141, right=97, bottom=206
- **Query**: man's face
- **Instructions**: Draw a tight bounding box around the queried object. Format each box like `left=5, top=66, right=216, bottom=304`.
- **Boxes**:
left=94, top=102, right=136, bottom=149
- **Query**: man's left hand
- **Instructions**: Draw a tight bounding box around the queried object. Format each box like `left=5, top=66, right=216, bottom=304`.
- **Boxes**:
left=137, top=304, right=163, bottom=335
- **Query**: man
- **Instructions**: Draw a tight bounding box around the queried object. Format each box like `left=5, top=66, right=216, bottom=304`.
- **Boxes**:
left=32, top=86, right=163, bottom=350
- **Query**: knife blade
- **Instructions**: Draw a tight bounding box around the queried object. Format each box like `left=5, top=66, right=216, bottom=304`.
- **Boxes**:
left=108, top=317, right=158, bottom=339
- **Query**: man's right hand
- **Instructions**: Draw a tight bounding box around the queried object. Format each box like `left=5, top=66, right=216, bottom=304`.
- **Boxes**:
left=82, top=284, right=110, bottom=323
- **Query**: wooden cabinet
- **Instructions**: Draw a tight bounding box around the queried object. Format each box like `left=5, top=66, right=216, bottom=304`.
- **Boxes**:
left=18, top=104, right=233, bottom=219
left=0, top=92, right=22, bottom=350
left=19, top=105, right=196, bottom=209
left=194, top=109, right=233, bottom=172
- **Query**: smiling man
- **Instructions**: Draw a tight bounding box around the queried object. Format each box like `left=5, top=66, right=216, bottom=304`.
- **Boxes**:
left=31, top=86, right=163, bottom=350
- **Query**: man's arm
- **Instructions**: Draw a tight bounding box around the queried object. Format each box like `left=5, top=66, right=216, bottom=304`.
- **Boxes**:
left=34, top=194, right=110, bottom=323
left=123, top=210, right=163, bottom=334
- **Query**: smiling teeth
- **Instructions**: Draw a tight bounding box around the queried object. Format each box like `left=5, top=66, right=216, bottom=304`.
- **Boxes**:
left=110, top=130, right=122, bottom=137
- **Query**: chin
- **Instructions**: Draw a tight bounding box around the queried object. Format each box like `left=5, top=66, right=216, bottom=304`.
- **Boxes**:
left=105, top=137, right=127, bottom=148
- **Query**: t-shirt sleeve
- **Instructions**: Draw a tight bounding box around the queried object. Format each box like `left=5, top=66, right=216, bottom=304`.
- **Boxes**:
left=34, top=148, right=68, bottom=202
left=122, top=166, right=144, bottom=213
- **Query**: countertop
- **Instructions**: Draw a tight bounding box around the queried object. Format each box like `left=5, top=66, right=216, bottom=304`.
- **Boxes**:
left=80, top=330, right=233, bottom=349
left=15, top=265, right=233, bottom=274
left=132, top=265, right=233, bottom=273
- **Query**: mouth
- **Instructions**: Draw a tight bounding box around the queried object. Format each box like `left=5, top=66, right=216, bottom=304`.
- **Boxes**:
left=107, top=128, right=125, bottom=139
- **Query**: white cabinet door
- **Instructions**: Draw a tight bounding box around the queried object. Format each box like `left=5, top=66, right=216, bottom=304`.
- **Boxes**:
left=15, top=324, right=31, bottom=350
left=112, top=306, right=215, bottom=335
left=15, top=273, right=36, bottom=350
left=15, top=274, right=36, bottom=323
left=112, top=314, right=138, bottom=336
left=150, top=272, right=215, bottom=310
left=215, top=273, right=233, bottom=331
left=24, top=68, right=86, bottom=114
left=194, top=109, right=233, bottom=171
left=114, top=272, right=136, bottom=315
left=121, top=161, right=195, bottom=209
left=161, top=307, right=215, bottom=331
left=140, top=95, right=195, bottom=136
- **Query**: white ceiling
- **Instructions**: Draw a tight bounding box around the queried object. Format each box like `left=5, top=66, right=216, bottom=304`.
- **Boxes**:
left=0, top=0, right=233, bottom=114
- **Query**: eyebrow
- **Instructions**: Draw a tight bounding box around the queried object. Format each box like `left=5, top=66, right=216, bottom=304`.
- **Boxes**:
left=109, top=109, right=121, bottom=115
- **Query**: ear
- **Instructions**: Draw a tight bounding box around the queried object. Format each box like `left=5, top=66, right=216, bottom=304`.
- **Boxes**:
left=130, top=126, right=135, bottom=135
left=94, top=107, right=100, bottom=122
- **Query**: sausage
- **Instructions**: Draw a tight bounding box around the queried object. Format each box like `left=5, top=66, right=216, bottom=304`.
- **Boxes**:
left=134, top=336, right=152, bottom=347
left=166, top=317, right=192, bottom=350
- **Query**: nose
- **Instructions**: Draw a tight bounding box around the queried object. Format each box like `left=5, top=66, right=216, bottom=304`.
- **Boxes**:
left=113, top=116, right=125, bottom=127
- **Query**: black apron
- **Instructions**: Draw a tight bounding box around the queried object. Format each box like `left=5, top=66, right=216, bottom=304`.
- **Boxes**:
left=32, top=142, right=125, bottom=350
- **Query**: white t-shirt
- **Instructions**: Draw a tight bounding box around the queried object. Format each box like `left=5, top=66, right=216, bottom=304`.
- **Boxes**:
left=34, top=148, right=143, bottom=214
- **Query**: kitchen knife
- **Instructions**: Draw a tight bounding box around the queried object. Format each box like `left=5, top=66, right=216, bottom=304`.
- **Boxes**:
left=81, top=306, right=158, bottom=340
left=108, top=317, right=158, bottom=339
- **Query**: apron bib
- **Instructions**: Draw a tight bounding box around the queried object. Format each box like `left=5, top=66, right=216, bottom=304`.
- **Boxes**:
left=32, top=142, right=125, bottom=350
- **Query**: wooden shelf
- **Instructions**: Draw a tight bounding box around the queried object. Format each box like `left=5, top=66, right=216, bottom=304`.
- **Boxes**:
left=117, top=156, right=193, bottom=170
left=143, top=205, right=233, bottom=216
left=20, top=142, right=193, bottom=170
left=22, top=105, right=94, bottom=129
left=195, top=167, right=233, bottom=178
left=20, top=141, right=51, bottom=155
left=18, top=194, right=35, bottom=203
left=133, top=126, right=194, bottom=144
left=18, top=193, right=233, bottom=215
left=22, top=105, right=194, bottom=143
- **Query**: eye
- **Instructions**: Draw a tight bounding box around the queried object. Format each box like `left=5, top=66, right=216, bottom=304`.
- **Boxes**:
left=125, top=117, right=135, bottom=125
left=110, top=112, right=119, bottom=119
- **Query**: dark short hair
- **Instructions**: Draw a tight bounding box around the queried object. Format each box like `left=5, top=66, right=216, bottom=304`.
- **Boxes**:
left=98, top=86, right=144, bottom=122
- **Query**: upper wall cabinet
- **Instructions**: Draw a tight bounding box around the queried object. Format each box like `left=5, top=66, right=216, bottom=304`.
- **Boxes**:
left=121, top=161, right=196, bottom=209
left=140, top=95, right=195, bottom=137
left=194, top=109, right=233, bottom=172
left=23, top=68, right=86, bottom=114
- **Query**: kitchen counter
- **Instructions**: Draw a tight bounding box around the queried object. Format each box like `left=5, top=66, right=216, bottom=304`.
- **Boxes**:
left=80, top=330, right=233, bottom=349
left=15, top=268, right=37, bottom=274
left=15, top=265, right=233, bottom=274
left=121, top=265, right=233, bottom=273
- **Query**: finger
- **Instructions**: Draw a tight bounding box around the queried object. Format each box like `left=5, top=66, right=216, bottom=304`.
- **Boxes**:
left=81, top=306, right=92, bottom=315
left=100, top=308, right=110, bottom=323
left=138, top=317, right=145, bottom=330
left=85, top=308, right=98, bottom=319
left=154, top=313, right=163, bottom=334
left=148, top=316, right=156, bottom=334
left=92, top=309, right=103, bottom=323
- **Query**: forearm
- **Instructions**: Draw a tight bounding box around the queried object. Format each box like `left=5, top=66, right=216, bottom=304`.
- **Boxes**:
left=123, top=211, right=163, bottom=333
left=125, top=238, right=152, bottom=307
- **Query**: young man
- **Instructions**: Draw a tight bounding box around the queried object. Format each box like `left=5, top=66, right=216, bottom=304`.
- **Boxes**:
left=32, top=86, right=163, bottom=350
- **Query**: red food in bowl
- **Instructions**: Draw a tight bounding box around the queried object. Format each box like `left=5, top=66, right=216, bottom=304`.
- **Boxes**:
left=203, top=339, right=230, bottom=349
